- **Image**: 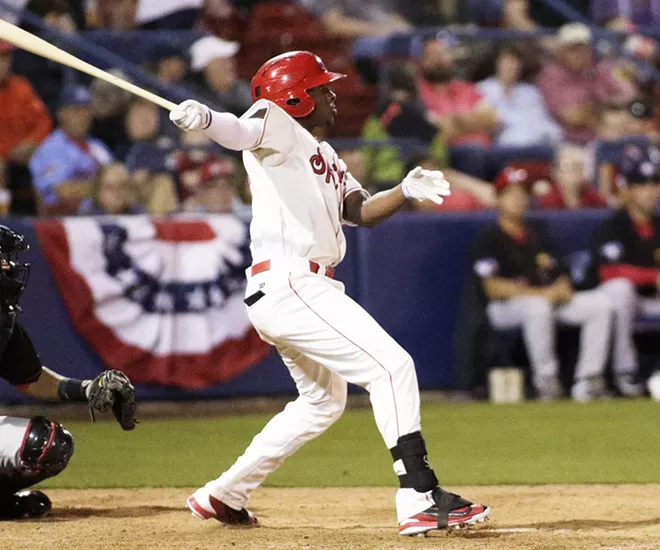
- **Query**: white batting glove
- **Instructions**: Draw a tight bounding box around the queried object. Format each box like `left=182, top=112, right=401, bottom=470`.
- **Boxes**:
left=401, top=167, right=451, bottom=205
left=169, top=100, right=211, bottom=132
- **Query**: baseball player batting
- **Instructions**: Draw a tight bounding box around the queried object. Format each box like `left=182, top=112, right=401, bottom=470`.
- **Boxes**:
left=170, top=51, right=490, bottom=536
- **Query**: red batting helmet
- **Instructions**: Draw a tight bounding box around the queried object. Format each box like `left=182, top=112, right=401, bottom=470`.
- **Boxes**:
left=251, top=51, right=346, bottom=118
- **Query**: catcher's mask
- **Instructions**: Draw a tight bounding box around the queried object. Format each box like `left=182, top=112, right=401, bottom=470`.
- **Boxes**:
left=0, top=225, right=30, bottom=302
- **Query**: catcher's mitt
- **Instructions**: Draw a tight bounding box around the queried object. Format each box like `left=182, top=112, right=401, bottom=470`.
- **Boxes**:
left=87, top=370, right=138, bottom=431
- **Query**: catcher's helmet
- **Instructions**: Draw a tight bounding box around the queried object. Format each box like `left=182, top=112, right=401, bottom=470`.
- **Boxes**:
left=0, top=225, right=30, bottom=302
left=251, top=51, right=346, bottom=118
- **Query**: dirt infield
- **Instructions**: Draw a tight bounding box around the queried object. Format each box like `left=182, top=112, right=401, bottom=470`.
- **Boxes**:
left=3, top=485, right=660, bottom=550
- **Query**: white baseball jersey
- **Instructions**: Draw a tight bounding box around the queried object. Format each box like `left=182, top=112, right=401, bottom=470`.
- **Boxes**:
left=238, top=99, right=369, bottom=268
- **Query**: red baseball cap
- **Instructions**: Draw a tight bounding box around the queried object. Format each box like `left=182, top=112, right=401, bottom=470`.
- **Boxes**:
left=0, top=41, right=15, bottom=55
left=494, top=167, right=530, bottom=192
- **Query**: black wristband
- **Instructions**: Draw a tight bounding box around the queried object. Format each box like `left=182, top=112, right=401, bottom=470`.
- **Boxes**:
left=57, top=378, right=90, bottom=402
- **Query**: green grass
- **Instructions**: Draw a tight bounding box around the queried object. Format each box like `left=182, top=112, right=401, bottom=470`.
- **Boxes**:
left=43, top=400, right=660, bottom=489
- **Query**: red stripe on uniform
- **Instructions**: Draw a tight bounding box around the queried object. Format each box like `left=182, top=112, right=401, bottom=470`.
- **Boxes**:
left=36, top=421, right=57, bottom=467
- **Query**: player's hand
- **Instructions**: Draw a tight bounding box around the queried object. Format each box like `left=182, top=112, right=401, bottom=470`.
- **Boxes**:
left=554, top=278, right=574, bottom=304
left=401, top=167, right=451, bottom=205
left=87, top=370, right=138, bottom=431
left=169, top=100, right=211, bottom=132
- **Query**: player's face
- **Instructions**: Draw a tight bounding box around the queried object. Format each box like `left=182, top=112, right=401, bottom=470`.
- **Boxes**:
left=306, top=85, right=337, bottom=128
left=496, top=51, right=522, bottom=86
left=629, top=182, right=660, bottom=216
left=562, top=44, right=592, bottom=72
left=58, top=105, right=93, bottom=139
left=498, top=182, right=529, bottom=219
left=553, top=146, right=585, bottom=190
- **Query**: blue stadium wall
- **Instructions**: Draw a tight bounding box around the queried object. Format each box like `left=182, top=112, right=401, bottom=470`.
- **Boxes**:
left=0, top=210, right=610, bottom=403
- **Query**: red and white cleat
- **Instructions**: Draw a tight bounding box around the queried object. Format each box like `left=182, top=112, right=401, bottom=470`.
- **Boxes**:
left=398, top=488, right=490, bottom=536
left=186, top=489, right=258, bottom=527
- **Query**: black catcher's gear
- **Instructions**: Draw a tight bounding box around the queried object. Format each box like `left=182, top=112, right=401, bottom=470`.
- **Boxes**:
left=0, top=490, right=52, bottom=520
left=0, top=225, right=30, bottom=305
left=88, top=370, right=138, bottom=431
left=20, top=416, right=74, bottom=476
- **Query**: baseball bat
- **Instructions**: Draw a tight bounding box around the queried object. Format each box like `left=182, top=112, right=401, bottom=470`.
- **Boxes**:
left=0, top=18, right=178, bottom=111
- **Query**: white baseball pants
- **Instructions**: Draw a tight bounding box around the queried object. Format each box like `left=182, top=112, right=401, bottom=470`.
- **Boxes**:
left=0, top=416, right=30, bottom=475
left=486, top=289, right=612, bottom=387
left=203, top=266, right=422, bottom=511
left=600, top=278, right=660, bottom=375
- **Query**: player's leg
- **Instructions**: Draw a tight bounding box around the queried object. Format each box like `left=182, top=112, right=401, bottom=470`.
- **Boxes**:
left=599, top=278, right=644, bottom=396
left=554, top=289, right=613, bottom=400
left=248, top=274, right=488, bottom=534
left=486, top=296, right=562, bottom=398
left=187, top=347, right=347, bottom=524
left=0, top=415, right=74, bottom=520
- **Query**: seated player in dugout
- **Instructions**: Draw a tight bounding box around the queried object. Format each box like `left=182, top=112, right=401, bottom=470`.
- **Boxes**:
left=0, top=225, right=137, bottom=520
left=593, top=144, right=660, bottom=397
left=471, top=167, right=613, bottom=401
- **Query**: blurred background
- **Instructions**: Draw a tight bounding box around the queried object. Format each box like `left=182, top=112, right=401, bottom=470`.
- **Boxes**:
left=2, top=0, right=660, bottom=408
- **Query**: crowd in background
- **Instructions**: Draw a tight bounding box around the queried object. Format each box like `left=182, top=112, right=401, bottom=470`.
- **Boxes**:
left=3, top=0, right=660, bottom=399
left=0, top=0, right=659, bottom=217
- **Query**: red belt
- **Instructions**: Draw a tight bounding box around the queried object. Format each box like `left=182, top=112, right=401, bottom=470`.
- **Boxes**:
left=251, top=259, right=335, bottom=279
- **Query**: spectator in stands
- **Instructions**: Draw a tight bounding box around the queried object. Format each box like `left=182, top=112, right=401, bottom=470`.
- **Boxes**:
left=592, top=144, right=660, bottom=397
left=535, top=144, right=607, bottom=209
left=90, top=0, right=138, bottom=29
left=362, top=65, right=495, bottom=207
left=585, top=102, right=641, bottom=202
left=135, top=0, right=203, bottom=29
left=418, top=37, right=499, bottom=148
left=537, top=23, right=638, bottom=145
left=90, top=71, right=133, bottom=159
left=156, top=55, right=188, bottom=85
left=465, top=0, right=589, bottom=29
left=78, top=162, right=144, bottom=215
left=188, top=36, right=252, bottom=116
left=471, top=168, right=613, bottom=401
left=0, top=40, right=52, bottom=215
left=591, top=0, right=660, bottom=27
left=477, top=45, right=563, bottom=147
left=29, top=86, right=112, bottom=215
left=14, top=0, right=77, bottom=115
left=181, top=155, right=242, bottom=215
left=296, top=0, right=412, bottom=39
left=125, top=98, right=176, bottom=146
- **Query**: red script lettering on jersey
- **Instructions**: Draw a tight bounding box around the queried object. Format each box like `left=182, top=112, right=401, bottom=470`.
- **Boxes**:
left=309, top=147, right=345, bottom=190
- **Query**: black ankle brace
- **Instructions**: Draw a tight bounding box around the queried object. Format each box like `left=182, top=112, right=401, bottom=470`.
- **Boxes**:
left=390, top=431, right=438, bottom=492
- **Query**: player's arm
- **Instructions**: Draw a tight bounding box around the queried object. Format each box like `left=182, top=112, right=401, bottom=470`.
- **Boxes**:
left=17, top=366, right=137, bottom=430
left=343, top=186, right=407, bottom=228
left=482, top=277, right=561, bottom=302
left=343, top=167, right=451, bottom=227
left=18, top=366, right=66, bottom=401
left=169, top=100, right=264, bottom=151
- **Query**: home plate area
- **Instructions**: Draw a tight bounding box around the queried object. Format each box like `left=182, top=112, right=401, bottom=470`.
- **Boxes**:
left=3, top=486, right=659, bottom=550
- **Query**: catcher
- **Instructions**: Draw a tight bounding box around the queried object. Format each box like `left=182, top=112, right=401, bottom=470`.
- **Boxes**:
left=0, top=225, right=137, bottom=520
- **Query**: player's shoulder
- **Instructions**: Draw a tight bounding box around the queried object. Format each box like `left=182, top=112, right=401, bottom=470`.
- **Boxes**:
left=241, top=99, right=294, bottom=124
